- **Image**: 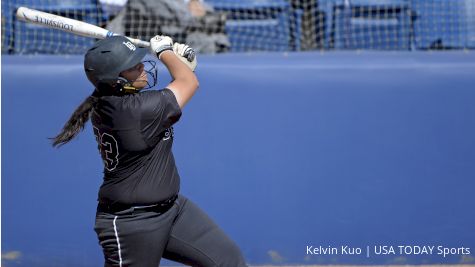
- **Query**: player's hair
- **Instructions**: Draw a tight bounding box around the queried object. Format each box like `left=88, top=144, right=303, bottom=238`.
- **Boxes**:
left=50, top=93, right=97, bottom=147
left=51, top=36, right=152, bottom=147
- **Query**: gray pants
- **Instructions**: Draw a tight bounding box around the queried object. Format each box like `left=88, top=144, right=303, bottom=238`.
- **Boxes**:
left=94, top=195, right=247, bottom=267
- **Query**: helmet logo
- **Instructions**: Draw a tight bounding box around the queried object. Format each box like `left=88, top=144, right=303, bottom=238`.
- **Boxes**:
left=122, top=41, right=136, bottom=51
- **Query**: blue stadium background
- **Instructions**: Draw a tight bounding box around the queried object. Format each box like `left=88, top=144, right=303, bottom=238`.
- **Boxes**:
left=2, top=0, right=475, bottom=266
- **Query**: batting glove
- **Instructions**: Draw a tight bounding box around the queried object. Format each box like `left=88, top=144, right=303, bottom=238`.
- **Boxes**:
left=150, top=35, right=173, bottom=59
left=173, top=43, right=197, bottom=72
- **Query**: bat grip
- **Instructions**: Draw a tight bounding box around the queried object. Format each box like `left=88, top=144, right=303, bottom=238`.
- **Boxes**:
left=109, top=32, right=150, bottom=47
left=132, top=39, right=150, bottom=48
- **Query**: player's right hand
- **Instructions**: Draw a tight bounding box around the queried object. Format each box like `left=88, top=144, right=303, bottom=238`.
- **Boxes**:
left=150, top=35, right=173, bottom=59
left=173, top=43, right=197, bottom=71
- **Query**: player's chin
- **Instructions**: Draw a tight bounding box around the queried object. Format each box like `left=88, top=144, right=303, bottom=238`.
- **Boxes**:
left=133, top=81, right=148, bottom=89
left=133, top=77, right=148, bottom=89
left=136, top=73, right=149, bottom=88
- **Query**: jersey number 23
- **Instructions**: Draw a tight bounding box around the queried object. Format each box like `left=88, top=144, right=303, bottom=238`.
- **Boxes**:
left=93, top=127, right=119, bottom=171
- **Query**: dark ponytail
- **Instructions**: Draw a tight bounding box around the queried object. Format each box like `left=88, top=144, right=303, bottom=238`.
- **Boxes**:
left=51, top=93, right=98, bottom=147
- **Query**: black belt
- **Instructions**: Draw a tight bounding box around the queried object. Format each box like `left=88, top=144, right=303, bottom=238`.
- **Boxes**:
left=98, top=195, right=178, bottom=214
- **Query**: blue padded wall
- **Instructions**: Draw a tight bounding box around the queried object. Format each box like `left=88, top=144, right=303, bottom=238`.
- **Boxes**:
left=2, top=52, right=475, bottom=266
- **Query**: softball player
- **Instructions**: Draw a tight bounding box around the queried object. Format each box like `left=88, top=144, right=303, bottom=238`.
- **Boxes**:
left=52, top=35, right=247, bottom=267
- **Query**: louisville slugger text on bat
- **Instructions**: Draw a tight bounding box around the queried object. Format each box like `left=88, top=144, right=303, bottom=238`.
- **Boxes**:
left=15, top=6, right=150, bottom=47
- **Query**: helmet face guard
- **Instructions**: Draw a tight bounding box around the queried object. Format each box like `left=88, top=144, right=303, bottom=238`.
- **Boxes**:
left=137, top=60, right=158, bottom=90
left=117, top=60, right=158, bottom=94
left=84, top=36, right=150, bottom=95
left=143, top=60, right=158, bottom=89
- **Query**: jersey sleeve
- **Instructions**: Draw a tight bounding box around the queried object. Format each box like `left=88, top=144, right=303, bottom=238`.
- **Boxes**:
left=139, top=89, right=182, bottom=146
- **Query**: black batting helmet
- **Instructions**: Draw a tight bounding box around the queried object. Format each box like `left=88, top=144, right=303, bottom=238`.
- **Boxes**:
left=84, top=36, right=147, bottom=94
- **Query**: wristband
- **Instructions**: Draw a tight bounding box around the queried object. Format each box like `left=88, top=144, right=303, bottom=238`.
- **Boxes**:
left=156, top=46, right=173, bottom=60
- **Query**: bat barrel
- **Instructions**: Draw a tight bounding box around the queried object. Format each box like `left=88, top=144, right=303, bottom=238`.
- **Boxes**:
left=16, top=6, right=150, bottom=48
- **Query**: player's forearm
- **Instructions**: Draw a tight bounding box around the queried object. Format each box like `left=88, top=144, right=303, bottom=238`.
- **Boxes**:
left=161, top=50, right=199, bottom=88
left=150, top=35, right=199, bottom=107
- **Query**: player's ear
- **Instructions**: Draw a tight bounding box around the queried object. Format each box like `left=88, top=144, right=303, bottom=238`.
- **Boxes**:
left=96, top=81, right=118, bottom=95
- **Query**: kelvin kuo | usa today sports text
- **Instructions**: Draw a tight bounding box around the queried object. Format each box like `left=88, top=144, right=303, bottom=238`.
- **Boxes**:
left=306, top=245, right=471, bottom=258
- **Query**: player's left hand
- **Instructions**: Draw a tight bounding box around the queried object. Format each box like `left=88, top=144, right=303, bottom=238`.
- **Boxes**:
left=173, top=43, right=197, bottom=72
left=150, top=35, right=173, bottom=59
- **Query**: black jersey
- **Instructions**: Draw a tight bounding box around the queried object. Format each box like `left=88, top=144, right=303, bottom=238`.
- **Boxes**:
left=91, top=88, right=182, bottom=205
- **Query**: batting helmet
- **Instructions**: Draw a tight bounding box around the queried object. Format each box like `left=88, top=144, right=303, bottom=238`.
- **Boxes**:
left=84, top=36, right=147, bottom=94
